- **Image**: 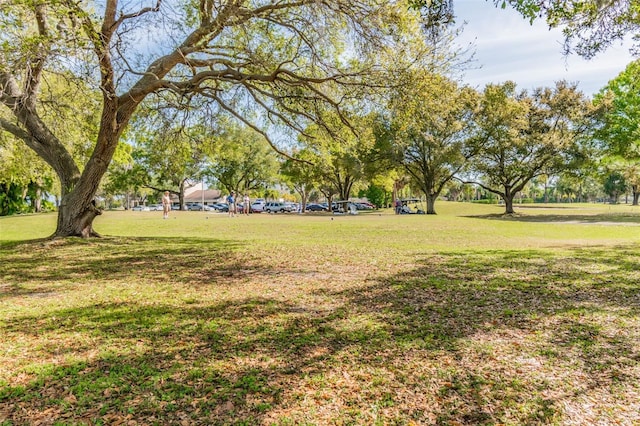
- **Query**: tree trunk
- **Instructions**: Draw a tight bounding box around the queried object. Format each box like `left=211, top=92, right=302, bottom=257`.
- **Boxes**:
left=393, top=179, right=402, bottom=205
left=633, top=190, right=639, bottom=206
left=49, top=112, right=127, bottom=237
left=504, top=195, right=515, bottom=214
left=299, top=190, right=308, bottom=213
left=54, top=196, right=102, bottom=238
left=426, top=194, right=437, bottom=215
left=339, top=178, right=353, bottom=202
left=544, top=183, right=549, bottom=203
left=178, top=180, right=187, bottom=210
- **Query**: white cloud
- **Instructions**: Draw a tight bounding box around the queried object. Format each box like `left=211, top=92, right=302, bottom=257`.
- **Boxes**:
left=454, top=0, right=635, bottom=95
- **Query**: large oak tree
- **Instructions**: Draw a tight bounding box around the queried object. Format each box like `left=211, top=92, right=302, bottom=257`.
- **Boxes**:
left=389, top=71, right=478, bottom=214
left=0, top=0, right=413, bottom=237
left=467, top=81, right=596, bottom=214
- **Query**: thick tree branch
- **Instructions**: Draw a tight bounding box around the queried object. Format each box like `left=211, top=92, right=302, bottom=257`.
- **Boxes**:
left=112, top=0, right=162, bottom=30
left=24, top=3, right=49, bottom=108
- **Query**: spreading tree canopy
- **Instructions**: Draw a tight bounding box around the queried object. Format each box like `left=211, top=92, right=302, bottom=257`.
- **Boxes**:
left=467, top=81, right=596, bottom=214
left=0, top=0, right=419, bottom=237
left=388, top=70, right=478, bottom=214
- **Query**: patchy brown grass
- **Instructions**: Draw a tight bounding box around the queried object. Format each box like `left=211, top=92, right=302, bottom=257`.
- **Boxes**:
left=1, top=205, right=639, bottom=425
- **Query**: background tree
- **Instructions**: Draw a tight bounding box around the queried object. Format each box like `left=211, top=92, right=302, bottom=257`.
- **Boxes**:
left=360, top=116, right=403, bottom=209
left=98, top=139, right=149, bottom=209
left=466, top=81, right=595, bottom=214
left=603, top=170, right=627, bottom=203
left=0, top=136, right=56, bottom=214
left=594, top=59, right=640, bottom=205
left=204, top=126, right=278, bottom=197
left=360, top=178, right=395, bottom=208
left=620, top=161, right=640, bottom=205
left=300, top=112, right=378, bottom=202
left=553, top=171, right=604, bottom=203
left=280, top=149, right=317, bottom=212
left=599, top=157, right=640, bottom=205
left=463, top=82, right=527, bottom=213
left=389, top=71, right=478, bottom=214
left=0, top=0, right=417, bottom=237
left=102, top=163, right=151, bottom=210
left=131, top=111, right=214, bottom=210
left=315, top=177, right=338, bottom=212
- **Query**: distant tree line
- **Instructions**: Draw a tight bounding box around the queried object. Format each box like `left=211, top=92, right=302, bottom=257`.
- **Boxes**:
left=2, top=0, right=639, bottom=227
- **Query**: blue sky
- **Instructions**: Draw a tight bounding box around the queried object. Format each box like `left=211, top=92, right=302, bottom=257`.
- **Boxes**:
left=453, top=0, right=636, bottom=95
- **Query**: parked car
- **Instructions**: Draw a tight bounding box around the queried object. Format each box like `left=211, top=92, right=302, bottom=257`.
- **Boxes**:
left=264, top=201, right=292, bottom=213
left=131, top=205, right=150, bottom=211
left=285, top=202, right=298, bottom=212
left=306, top=203, right=328, bottom=212
left=354, top=202, right=374, bottom=210
left=148, top=204, right=164, bottom=211
left=211, top=203, right=229, bottom=212
left=250, top=200, right=265, bottom=213
left=187, top=203, right=213, bottom=211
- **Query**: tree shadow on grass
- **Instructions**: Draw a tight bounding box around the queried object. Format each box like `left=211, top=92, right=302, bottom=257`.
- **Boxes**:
left=464, top=212, right=640, bottom=224
left=1, top=243, right=639, bottom=424
left=0, top=296, right=389, bottom=424
left=352, top=244, right=638, bottom=340
left=320, top=244, right=640, bottom=424
left=0, top=236, right=279, bottom=300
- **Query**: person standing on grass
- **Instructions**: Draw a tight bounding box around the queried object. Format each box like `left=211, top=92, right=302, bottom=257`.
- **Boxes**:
left=227, top=192, right=236, bottom=217
left=243, top=194, right=250, bottom=215
left=162, top=191, right=171, bottom=219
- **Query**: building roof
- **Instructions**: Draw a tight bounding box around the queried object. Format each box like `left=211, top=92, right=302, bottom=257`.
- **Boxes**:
left=183, top=189, right=222, bottom=202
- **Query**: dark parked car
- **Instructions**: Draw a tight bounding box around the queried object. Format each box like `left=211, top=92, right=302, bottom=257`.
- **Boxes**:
left=211, top=203, right=229, bottom=212
left=354, top=202, right=374, bottom=210
left=306, top=203, right=328, bottom=212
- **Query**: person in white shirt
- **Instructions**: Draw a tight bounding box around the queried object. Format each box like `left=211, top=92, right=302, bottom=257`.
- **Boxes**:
left=162, top=191, right=171, bottom=219
left=243, top=194, right=250, bottom=215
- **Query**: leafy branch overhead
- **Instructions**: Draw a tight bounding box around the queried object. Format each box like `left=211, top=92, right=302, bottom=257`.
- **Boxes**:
left=0, top=0, right=426, bottom=237
left=411, top=0, right=639, bottom=58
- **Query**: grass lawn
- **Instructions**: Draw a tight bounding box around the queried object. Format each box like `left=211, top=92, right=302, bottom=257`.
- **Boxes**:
left=1, top=202, right=639, bottom=425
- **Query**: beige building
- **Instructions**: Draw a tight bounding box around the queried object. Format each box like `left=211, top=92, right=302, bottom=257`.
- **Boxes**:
left=181, top=183, right=223, bottom=206
left=183, top=188, right=222, bottom=205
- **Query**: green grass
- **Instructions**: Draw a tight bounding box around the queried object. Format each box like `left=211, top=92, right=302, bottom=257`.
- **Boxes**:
left=1, top=202, right=639, bottom=425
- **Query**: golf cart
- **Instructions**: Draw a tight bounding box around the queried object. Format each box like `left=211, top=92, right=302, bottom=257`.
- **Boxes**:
left=399, top=198, right=425, bottom=214
left=333, top=200, right=358, bottom=215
